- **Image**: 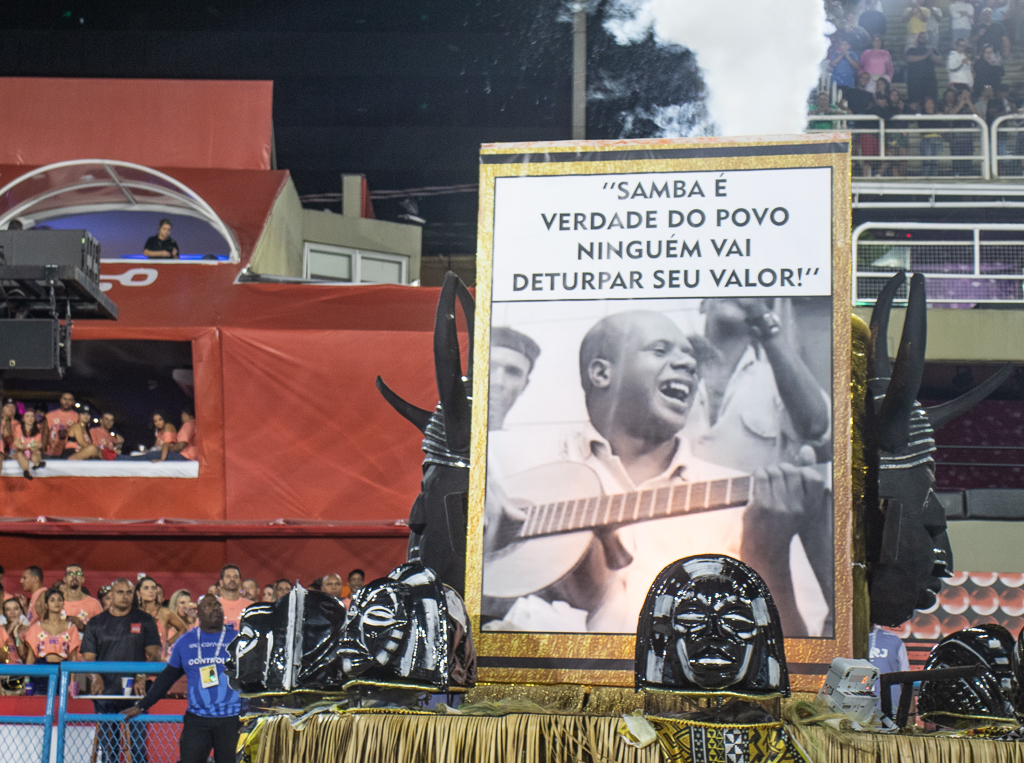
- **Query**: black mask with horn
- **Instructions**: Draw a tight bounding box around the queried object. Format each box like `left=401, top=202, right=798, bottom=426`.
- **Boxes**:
left=866, top=272, right=1012, bottom=626
left=375, top=272, right=474, bottom=597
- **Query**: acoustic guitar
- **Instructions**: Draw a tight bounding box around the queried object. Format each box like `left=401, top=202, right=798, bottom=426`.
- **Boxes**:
left=481, top=462, right=751, bottom=617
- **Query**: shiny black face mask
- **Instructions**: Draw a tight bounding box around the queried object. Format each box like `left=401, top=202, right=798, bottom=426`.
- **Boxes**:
left=338, top=582, right=410, bottom=678
left=636, top=555, right=789, bottom=697
left=919, top=624, right=1017, bottom=726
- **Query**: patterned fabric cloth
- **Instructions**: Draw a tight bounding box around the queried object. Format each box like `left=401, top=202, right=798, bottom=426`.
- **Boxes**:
left=650, top=717, right=810, bottom=763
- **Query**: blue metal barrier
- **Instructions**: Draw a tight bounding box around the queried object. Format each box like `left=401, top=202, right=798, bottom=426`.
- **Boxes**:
left=0, top=663, right=59, bottom=763
left=57, top=662, right=183, bottom=763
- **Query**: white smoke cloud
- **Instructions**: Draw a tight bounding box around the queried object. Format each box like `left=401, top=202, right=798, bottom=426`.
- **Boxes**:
left=605, top=0, right=829, bottom=136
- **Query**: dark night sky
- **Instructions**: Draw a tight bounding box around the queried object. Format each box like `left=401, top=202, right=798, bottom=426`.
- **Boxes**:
left=0, top=0, right=703, bottom=256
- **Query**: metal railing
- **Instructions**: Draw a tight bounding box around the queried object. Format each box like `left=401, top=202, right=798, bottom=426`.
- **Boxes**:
left=853, top=222, right=1024, bottom=306
left=808, top=113, right=990, bottom=178
left=57, top=662, right=182, bottom=763
left=991, top=113, right=1024, bottom=177
left=0, top=664, right=59, bottom=763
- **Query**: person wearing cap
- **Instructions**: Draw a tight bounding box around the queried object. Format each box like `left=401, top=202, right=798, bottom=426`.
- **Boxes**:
left=65, top=407, right=101, bottom=460
left=488, top=326, right=541, bottom=431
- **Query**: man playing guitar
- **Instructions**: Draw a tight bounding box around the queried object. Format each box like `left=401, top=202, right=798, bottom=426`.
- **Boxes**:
left=483, top=310, right=832, bottom=637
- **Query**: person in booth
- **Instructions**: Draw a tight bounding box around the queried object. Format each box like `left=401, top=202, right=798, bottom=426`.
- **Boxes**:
left=149, top=412, right=178, bottom=461
left=89, top=412, right=124, bottom=458
left=64, top=406, right=102, bottom=461
left=143, top=218, right=179, bottom=259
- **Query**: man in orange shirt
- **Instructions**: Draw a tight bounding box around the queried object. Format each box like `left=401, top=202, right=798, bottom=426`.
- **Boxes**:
left=176, top=409, right=197, bottom=460
left=216, top=564, right=253, bottom=630
left=62, top=564, right=103, bottom=630
left=89, top=412, right=124, bottom=456
left=45, top=392, right=80, bottom=458
left=21, top=566, right=45, bottom=622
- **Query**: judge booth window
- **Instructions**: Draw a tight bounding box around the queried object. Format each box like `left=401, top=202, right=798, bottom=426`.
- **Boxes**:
left=2, top=339, right=199, bottom=478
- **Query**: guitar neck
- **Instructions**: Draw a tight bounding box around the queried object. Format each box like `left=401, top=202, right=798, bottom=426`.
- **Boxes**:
left=517, top=475, right=751, bottom=539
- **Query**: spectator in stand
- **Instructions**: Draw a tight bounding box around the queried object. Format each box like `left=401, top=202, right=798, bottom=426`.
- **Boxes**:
left=829, top=40, right=860, bottom=91
left=143, top=219, right=179, bottom=259
left=97, top=585, right=112, bottom=611
left=947, top=37, right=975, bottom=94
left=808, top=90, right=847, bottom=129
left=858, top=0, right=887, bottom=41
left=341, top=570, right=365, bottom=608
left=149, top=412, right=178, bottom=461
left=24, top=588, right=81, bottom=671
left=906, top=32, right=941, bottom=107
left=82, top=578, right=161, bottom=763
left=917, top=97, right=945, bottom=176
left=136, top=576, right=189, bottom=661
left=835, top=12, right=872, bottom=54
left=976, top=83, right=996, bottom=119
left=972, top=7, right=1010, bottom=59
left=13, top=409, right=48, bottom=479
left=322, top=573, right=345, bottom=600
left=63, top=564, right=103, bottom=630
left=89, top=412, right=124, bottom=458
left=946, top=87, right=979, bottom=175
left=308, top=577, right=323, bottom=592
left=1, top=598, right=29, bottom=663
left=170, top=590, right=197, bottom=628
left=123, top=596, right=240, bottom=763
left=273, top=579, right=293, bottom=601
left=217, top=565, right=253, bottom=630
left=240, top=579, right=259, bottom=602
left=846, top=71, right=876, bottom=113
left=64, top=407, right=101, bottom=461
left=904, top=0, right=932, bottom=53
left=45, top=392, right=79, bottom=458
left=950, top=0, right=975, bottom=44
left=261, top=585, right=274, bottom=603
left=974, top=44, right=1005, bottom=98
left=20, top=567, right=45, bottom=622
left=1, top=400, right=16, bottom=460
left=859, top=35, right=894, bottom=93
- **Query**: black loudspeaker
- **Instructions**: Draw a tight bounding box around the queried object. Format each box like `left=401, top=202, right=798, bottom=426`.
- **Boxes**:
left=0, top=319, right=63, bottom=374
left=0, top=230, right=101, bottom=284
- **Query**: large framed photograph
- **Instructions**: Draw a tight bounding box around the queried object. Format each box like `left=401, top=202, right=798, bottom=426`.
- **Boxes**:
left=467, top=136, right=852, bottom=690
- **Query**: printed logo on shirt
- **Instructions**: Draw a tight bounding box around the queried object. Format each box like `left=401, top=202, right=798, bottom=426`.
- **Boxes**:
left=130, top=623, right=141, bottom=634
left=870, top=647, right=889, bottom=659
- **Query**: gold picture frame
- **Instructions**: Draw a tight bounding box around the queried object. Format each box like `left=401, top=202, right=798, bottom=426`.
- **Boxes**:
left=467, top=135, right=852, bottom=691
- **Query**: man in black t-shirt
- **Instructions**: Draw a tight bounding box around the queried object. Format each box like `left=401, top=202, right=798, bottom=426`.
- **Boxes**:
left=82, top=578, right=161, bottom=763
left=143, top=218, right=179, bottom=259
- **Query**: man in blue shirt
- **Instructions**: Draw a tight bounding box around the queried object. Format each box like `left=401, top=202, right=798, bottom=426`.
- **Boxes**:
left=829, top=40, right=860, bottom=90
left=123, top=595, right=240, bottom=763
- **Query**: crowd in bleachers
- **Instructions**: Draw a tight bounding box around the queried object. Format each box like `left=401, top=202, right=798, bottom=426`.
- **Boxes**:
left=813, top=0, right=1024, bottom=175
left=0, top=563, right=365, bottom=692
left=0, top=392, right=196, bottom=479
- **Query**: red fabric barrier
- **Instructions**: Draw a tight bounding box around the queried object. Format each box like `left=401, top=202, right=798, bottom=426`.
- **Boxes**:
left=220, top=328, right=436, bottom=522
left=0, top=78, right=273, bottom=170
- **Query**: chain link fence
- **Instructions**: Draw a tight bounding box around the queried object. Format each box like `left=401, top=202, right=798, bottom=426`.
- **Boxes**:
left=0, top=664, right=59, bottom=763
left=854, top=223, right=1024, bottom=306
left=60, top=717, right=183, bottom=763
left=58, top=663, right=183, bottom=763
left=807, top=114, right=990, bottom=179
